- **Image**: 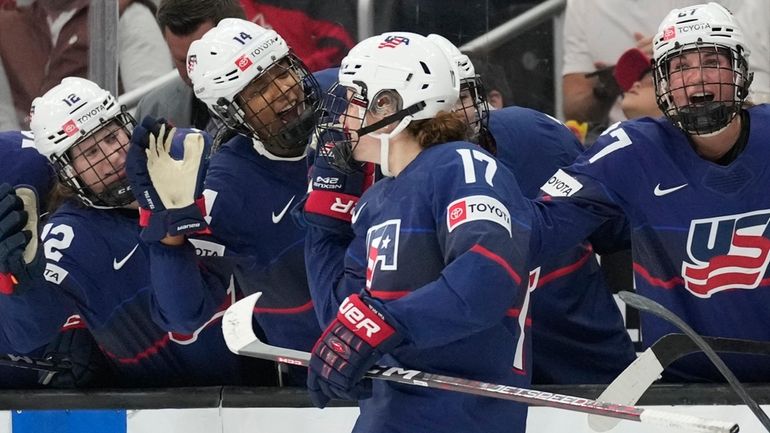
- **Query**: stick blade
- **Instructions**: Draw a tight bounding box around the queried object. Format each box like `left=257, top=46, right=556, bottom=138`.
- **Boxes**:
left=588, top=347, right=664, bottom=431
left=222, top=292, right=263, bottom=354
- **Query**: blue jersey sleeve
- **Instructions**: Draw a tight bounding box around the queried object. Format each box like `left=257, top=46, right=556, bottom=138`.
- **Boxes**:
left=0, top=280, right=74, bottom=354
left=304, top=227, right=365, bottom=326
left=532, top=123, right=632, bottom=262
left=147, top=242, right=236, bottom=334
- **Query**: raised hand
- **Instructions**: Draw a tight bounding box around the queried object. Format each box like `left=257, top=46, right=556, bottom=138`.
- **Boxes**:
left=126, top=116, right=212, bottom=243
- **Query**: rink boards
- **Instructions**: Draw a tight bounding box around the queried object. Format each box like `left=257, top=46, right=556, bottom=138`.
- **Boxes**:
left=0, top=384, right=767, bottom=432
left=0, top=405, right=769, bottom=432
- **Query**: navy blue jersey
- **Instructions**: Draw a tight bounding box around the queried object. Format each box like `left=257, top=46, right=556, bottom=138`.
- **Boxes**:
left=488, top=107, right=635, bottom=384
left=197, top=134, right=321, bottom=354
left=40, top=202, right=256, bottom=386
left=308, top=142, right=532, bottom=433
left=535, top=105, right=770, bottom=382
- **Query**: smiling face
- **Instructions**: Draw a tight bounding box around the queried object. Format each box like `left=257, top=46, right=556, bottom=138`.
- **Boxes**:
left=234, top=58, right=309, bottom=151
left=664, top=47, right=736, bottom=110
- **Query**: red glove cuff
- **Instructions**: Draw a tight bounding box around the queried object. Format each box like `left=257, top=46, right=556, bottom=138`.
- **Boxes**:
left=137, top=197, right=211, bottom=235
left=337, top=294, right=395, bottom=347
left=0, top=273, right=16, bottom=295
left=305, top=190, right=359, bottom=223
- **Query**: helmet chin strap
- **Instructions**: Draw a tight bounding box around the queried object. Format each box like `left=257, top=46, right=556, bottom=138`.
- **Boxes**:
left=373, top=116, right=412, bottom=177
left=356, top=101, right=424, bottom=177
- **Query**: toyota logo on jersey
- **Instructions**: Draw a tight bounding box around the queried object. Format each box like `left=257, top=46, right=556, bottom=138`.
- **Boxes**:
left=682, top=210, right=770, bottom=298
left=365, top=219, right=400, bottom=289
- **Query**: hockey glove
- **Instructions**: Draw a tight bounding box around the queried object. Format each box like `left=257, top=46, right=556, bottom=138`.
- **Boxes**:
left=301, top=141, right=374, bottom=233
left=40, top=320, right=112, bottom=388
left=0, top=183, right=44, bottom=294
left=127, top=116, right=212, bottom=243
left=307, top=293, right=403, bottom=408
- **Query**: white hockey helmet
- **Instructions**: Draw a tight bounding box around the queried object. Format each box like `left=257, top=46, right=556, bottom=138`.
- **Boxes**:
left=318, top=32, right=460, bottom=174
left=338, top=32, right=460, bottom=121
left=427, top=33, right=489, bottom=143
left=427, top=34, right=474, bottom=81
left=652, top=2, right=752, bottom=135
left=30, top=77, right=135, bottom=208
left=187, top=18, right=321, bottom=156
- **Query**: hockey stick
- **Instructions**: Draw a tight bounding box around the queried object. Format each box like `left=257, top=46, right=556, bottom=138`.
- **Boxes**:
left=605, top=291, right=770, bottom=432
left=222, top=293, right=739, bottom=433
left=0, top=354, right=72, bottom=373
left=589, top=333, right=770, bottom=431
left=0, top=354, right=72, bottom=386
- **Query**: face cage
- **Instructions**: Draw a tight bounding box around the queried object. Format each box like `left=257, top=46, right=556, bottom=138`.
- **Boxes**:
left=458, top=76, right=490, bottom=143
left=218, top=54, right=321, bottom=156
left=53, top=112, right=136, bottom=208
left=315, top=82, right=371, bottom=174
left=653, top=42, right=751, bottom=135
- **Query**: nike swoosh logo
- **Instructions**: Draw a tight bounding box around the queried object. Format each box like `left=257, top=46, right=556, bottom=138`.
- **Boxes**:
left=653, top=183, right=688, bottom=197
left=351, top=202, right=367, bottom=224
left=113, top=244, right=139, bottom=270
left=271, top=196, right=296, bottom=224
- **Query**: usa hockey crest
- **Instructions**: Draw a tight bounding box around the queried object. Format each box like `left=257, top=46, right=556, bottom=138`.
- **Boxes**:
left=365, top=219, right=400, bottom=289
left=682, top=209, right=770, bottom=298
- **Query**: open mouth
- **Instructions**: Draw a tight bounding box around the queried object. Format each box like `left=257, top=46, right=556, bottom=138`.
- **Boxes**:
left=277, top=103, right=303, bottom=124
left=689, top=92, right=715, bottom=104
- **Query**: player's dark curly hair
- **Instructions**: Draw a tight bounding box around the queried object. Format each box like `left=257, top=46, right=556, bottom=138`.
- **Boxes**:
left=157, top=0, right=245, bottom=36
left=406, top=111, right=468, bottom=149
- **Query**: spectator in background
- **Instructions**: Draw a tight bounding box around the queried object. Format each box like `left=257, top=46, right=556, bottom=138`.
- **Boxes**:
left=118, top=0, right=174, bottom=92
left=239, top=0, right=355, bottom=72
left=562, top=0, right=769, bottom=128
left=134, top=0, right=246, bottom=135
left=562, top=0, right=673, bottom=127
left=0, top=0, right=171, bottom=128
left=614, top=48, right=663, bottom=120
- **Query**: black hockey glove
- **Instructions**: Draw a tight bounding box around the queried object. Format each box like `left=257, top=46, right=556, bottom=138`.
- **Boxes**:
left=39, top=322, right=112, bottom=388
left=0, top=183, right=44, bottom=294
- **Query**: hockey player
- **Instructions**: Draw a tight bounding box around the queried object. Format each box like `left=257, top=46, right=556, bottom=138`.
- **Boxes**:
left=0, top=130, right=78, bottom=387
left=25, top=77, right=266, bottom=387
left=427, top=34, right=636, bottom=384
left=127, top=18, right=326, bottom=384
left=301, top=32, right=532, bottom=433
left=533, top=2, right=770, bottom=382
